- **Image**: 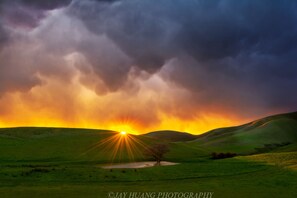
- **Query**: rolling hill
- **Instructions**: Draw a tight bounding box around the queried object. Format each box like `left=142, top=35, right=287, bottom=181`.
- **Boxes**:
left=0, top=127, right=157, bottom=164
left=142, top=130, right=198, bottom=142
left=190, top=111, right=297, bottom=154
left=140, top=111, right=297, bottom=155
left=0, top=111, right=296, bottom=164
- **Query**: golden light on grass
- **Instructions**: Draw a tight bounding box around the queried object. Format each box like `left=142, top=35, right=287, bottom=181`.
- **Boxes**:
left=81, top=129, right=148, bottom=163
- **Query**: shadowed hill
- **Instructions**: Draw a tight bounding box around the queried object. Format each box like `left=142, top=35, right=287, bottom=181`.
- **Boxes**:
left=142, top=130, right=198, bottom=142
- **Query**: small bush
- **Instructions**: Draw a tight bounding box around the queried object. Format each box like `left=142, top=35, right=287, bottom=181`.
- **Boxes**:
left=211, top=152, right=237, bottom=160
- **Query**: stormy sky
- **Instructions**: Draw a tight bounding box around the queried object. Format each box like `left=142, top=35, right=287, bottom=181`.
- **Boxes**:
left=0, top=0, right=297, bottom=134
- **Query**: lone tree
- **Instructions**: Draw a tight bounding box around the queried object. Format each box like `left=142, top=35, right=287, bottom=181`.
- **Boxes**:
left=144, top=144, right=169, bottom=166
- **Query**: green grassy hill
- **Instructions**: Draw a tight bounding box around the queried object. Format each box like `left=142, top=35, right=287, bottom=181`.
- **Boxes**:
left=190, top=111, right=297, bottom=154
left=0, top=127, right=156, bottom=164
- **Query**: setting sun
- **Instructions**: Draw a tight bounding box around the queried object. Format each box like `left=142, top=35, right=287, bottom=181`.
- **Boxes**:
left=120, top=131, right=127, bottom=135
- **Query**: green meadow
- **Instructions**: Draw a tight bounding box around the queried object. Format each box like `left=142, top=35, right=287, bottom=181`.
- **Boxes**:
left=1, top=112, right=297, bottom=198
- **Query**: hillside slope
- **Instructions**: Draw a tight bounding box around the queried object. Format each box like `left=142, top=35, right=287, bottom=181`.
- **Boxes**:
left=191, top=111, right=297, bottom=153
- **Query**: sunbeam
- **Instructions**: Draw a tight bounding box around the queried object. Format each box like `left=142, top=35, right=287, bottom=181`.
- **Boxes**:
left=81, top=130, right=149, bottom=163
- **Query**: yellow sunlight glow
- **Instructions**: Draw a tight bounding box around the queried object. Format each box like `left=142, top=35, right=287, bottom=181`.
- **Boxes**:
left=81, top=131, right=148, bottom=163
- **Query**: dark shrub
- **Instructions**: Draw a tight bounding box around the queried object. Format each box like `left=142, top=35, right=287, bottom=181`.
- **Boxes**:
left=211, top=152, right=237, bottom=159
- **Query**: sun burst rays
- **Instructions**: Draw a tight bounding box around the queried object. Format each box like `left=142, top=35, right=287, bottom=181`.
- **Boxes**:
left=81, top=130, right=149, bottom=163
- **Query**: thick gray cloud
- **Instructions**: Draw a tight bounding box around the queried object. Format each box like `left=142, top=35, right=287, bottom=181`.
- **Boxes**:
left=0, top=0, right=71, bottom=10
left=0, top=0, right=297, bottom=119
left=0, top=0, right=72, bottom=29
left=69, top=0, right=297, bottom=65
left=66, top=0, right=297, bottom=116
left=0, top=1, right=73, bottom=94
left=0, top=41, right=41, bottom=94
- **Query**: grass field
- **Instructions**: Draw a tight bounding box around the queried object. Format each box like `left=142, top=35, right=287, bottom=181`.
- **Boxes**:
left=1, top=155, right=297, bottom=198
left=1, top=112, right=297, bottom=197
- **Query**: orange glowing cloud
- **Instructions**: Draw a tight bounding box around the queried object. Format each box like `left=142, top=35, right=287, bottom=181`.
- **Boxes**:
left=0, top=64, right=244, bottom=135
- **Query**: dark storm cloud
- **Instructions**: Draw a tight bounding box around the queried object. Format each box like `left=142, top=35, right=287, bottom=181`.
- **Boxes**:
left=0, top=0, right=78, bottom=95
left=67, top=0, right=297, bottom=116
left=0, top=0, right=72, bottom=29
left=0, top=0, right=72, bottom=10
left=69, top=0, right=297, bottom=63
left=0, top=43, right=41, bottom=94
left=21, top=0, right=72, bottom=10
left=0, top=0, right=297, bottom=119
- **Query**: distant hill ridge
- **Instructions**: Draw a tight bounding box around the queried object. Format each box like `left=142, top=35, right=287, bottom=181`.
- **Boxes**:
left=143, top=130, right=198, bottom=142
